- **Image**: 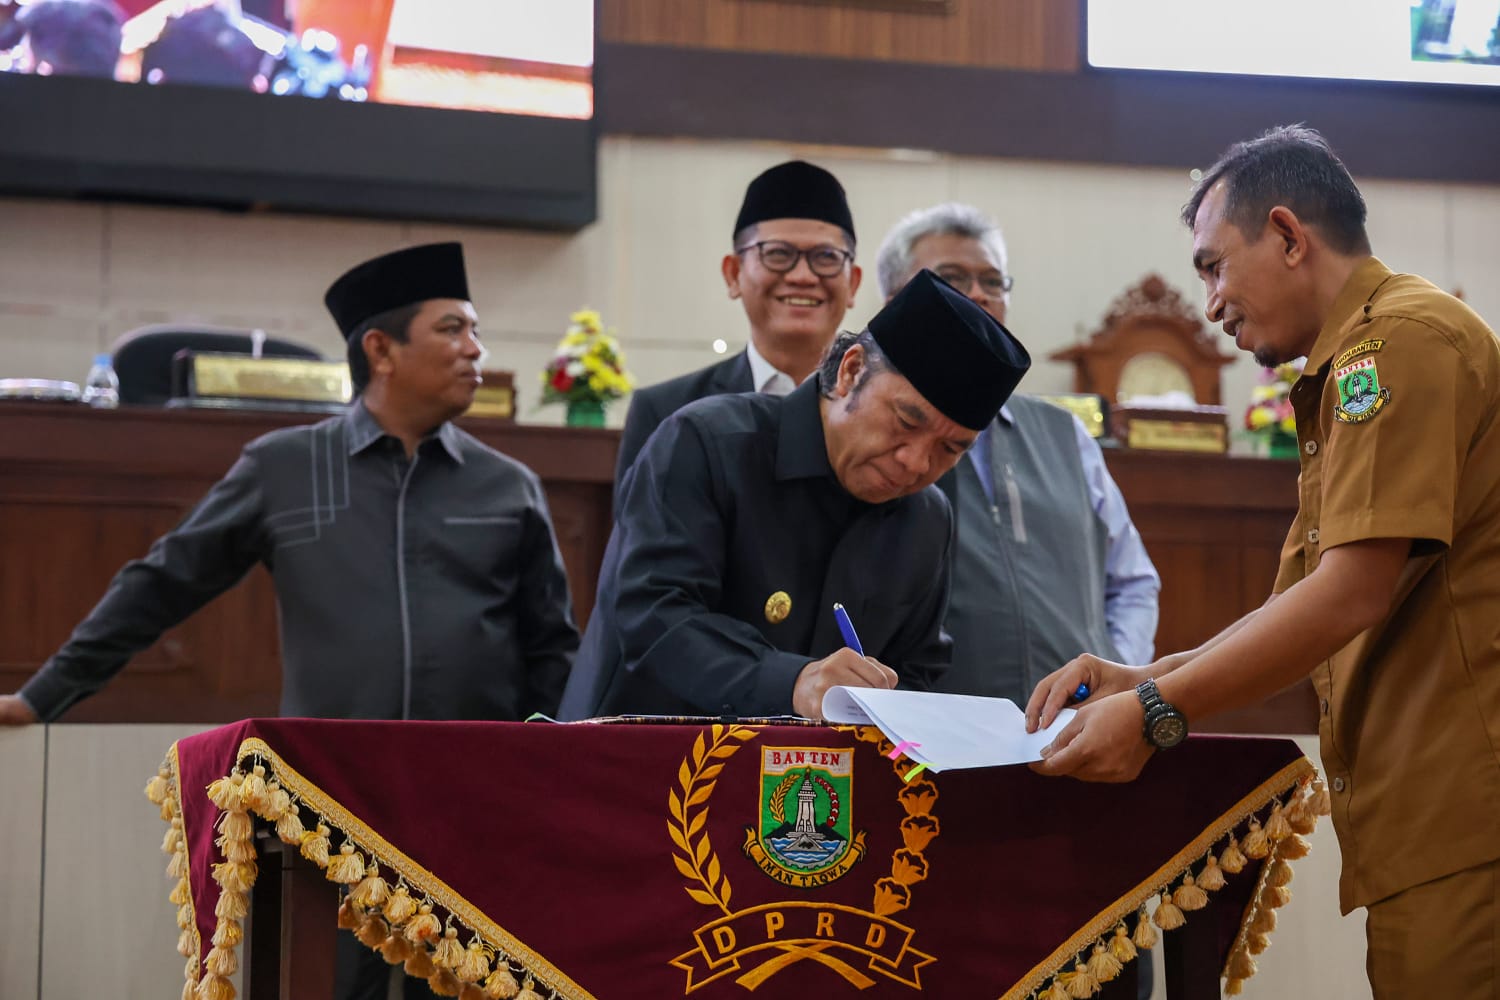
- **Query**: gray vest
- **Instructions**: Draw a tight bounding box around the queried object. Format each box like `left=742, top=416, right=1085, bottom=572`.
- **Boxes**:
left=938, top=396, right=1118, bottom=704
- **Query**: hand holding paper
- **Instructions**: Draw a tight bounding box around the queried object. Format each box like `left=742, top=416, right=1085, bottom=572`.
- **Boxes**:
left=821, top=687, right=1075, bottom=770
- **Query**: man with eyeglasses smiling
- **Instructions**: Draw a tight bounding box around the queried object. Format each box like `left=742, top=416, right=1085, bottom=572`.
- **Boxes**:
left=614, top=160, right=863, bottom=484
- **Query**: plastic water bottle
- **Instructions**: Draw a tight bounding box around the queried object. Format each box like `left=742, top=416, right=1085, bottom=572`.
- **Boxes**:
left=82, top=353, right=120, bottom=409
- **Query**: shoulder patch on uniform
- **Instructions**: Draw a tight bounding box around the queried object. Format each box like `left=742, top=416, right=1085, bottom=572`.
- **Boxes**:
left=1333, top=356, right=1390, bottom=424
left=1333, top=338, right=1385, bottom=369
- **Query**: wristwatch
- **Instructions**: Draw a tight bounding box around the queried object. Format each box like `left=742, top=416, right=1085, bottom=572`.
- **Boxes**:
left=1136, top=678, right=1188, bottom=749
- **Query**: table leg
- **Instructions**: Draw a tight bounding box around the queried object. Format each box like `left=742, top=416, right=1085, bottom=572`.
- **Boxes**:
left=1163, top=912, right=1220, bottom=999
left=246, top=836, right=339, bottom=1000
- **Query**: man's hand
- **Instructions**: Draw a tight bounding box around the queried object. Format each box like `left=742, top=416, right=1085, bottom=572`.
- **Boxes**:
left=1029, top=691, right=1153, bottom=782
left=792, top=648, right=898, bottom=720
left=0, top=695, right=40, bottom=726
left=1025, top=654, right=1146, bottom=733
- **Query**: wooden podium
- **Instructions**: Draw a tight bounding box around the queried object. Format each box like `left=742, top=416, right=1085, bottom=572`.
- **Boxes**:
left=156, top=719, right=1322, bottom=1000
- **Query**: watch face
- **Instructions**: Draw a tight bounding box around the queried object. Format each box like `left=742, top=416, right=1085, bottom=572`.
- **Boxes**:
left=1150, top=714, right=1188, bottom=749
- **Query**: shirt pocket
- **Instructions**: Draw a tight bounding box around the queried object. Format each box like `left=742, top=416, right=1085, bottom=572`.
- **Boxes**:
left=436, top=514, right=526, bottom=589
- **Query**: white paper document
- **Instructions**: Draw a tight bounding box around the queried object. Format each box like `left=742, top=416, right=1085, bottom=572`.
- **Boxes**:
left=820, top=687, right=1075, bottom=770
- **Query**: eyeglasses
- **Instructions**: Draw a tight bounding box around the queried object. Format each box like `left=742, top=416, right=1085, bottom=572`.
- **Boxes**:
left=735, top=240, right=854, bottom=277
left=934, top=265, right=1014, bottom=297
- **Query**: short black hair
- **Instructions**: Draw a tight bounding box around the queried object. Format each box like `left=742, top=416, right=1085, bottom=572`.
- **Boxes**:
left=816, top=329, right=891, bottom=399
left=1182, top=124, right=1371, bottom=256
left=347, top=302, right=422, bottom=396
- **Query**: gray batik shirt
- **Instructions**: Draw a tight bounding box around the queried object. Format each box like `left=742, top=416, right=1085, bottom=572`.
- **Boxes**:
left=19, top=401, right=579, bottom=722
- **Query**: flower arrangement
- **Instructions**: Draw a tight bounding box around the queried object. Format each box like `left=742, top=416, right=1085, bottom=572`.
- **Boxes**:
left=539, top=309, right=633, bottom=426
left=1245, top=358, right=1305, bottom=456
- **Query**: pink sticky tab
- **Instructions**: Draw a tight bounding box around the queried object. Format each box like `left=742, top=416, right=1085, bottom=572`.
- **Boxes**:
left=886, top=740, right=920, bottom=760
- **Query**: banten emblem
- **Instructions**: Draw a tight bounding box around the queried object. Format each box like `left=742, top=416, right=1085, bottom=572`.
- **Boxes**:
left=1333, top=356, right=1390, bottom=424
left=667, top=727, right=937, bottom=992
left=744, top=748, right=865, bottom=887
left=764, top=591, right=791, bottom=624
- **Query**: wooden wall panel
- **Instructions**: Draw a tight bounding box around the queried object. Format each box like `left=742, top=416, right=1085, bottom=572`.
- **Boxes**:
left=1104, top=449, right=1317, bottom=735
left=600, top=0, right=1080, bottom=72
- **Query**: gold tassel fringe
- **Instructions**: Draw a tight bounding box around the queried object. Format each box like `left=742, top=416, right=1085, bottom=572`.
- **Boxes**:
left=1087, top=941, right=1122, bottom=983
left=1172, top=874, right=1209, bottom=911
left=356, top=913, right=391, bottom=950
left=483, top=964, right=521, bottom=999
left=1131, top=905, right=1158, bottom=950
left=326, top=842, right=367, bottom=884
left=1153, top=892, right=1185, bottom=931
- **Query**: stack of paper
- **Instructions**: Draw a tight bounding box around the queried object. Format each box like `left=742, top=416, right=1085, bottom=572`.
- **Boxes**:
left=820, top=687, right=1075, bottom=771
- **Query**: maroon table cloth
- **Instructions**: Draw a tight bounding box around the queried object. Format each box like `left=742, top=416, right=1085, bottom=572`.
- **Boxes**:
left=147, top=719, right=1323, bottom=1000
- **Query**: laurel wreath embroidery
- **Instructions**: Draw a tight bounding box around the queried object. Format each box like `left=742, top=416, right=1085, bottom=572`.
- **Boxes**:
left=848, top=727, right=941, bottom=919
left=670, top=725, right=940, bottom=922
left=668, top=724, right=757, bottom=917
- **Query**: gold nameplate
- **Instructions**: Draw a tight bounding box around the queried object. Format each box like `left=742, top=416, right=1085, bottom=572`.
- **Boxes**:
left=188, top=354, right=351, bottom=404
left=1126, top=419, right=1227, bottom=453
left=1033, top=393, right=1107, bottom=438
left=466, top=385, right=514, bottom=420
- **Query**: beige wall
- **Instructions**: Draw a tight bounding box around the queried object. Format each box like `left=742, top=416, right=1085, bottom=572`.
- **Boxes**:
left=3, top=136, right=1496, bottom=437
left=0, top=724, right=226, bottom=1000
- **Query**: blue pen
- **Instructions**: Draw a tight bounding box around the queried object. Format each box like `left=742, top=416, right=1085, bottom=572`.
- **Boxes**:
left=832, top=603, right=865, bottom=656
left=1070, top=683, right=1091, bottom=703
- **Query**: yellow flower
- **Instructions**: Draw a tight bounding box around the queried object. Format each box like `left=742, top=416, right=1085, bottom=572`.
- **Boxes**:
left=1248, top=408, right=1274, bottom=430
left=588, top=374, right=606, bottom=393
left=1279, top=414, right=1297, bottom=434
left=1251, top=385, right=1280, bottom=403
left=570, top=309, right=602, bottom=332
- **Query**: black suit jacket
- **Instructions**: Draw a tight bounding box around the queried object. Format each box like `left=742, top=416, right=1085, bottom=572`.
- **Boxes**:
left=615, top=351, right=754, bottom=489
left=561, top=380, right=954, bottom=720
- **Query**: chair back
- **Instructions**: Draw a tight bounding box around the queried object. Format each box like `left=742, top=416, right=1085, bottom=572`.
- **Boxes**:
left=112, top=325, right=324, bottom=405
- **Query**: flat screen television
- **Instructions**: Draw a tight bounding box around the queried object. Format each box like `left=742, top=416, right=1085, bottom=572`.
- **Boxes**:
left=1086, top=0, right=1500, bottom=89
left=0, top=0, right=597, bottom=229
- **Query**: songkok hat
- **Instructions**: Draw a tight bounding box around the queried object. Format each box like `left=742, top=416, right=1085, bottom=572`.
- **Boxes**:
left=733, top=161, right=855, bottom=241
left=324, top=242, right=470, bottom=339
left=866, top=269, right=1030, bottom=431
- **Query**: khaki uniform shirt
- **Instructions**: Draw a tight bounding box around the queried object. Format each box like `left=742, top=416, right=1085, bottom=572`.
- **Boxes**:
left=1275, top=257, right=1500, bottom=912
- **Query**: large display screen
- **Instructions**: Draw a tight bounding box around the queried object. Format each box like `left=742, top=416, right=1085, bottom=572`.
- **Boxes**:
left=1087, top=0, right=1500, bottom=89
left=0, top=0, right=597, bottom=228
left=0, top=0, right=594, bottom=116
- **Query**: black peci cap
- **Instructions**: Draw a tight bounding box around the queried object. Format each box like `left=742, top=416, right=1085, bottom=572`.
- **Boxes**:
left=733, top=161, right=855, bottom=242
left=866, top=269, right=1030, bottom=431
left=324, top=242, right=470, bottom=340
